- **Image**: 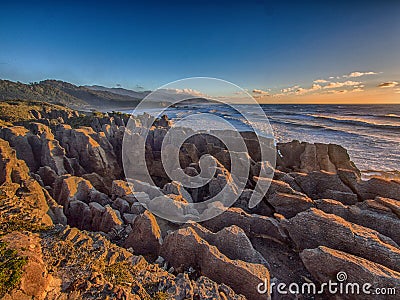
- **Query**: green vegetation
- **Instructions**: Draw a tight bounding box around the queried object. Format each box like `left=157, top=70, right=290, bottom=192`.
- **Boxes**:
left=92, top=110, right=104, bottom=118
left=0, top=80, right=85, bottom=107
left=0, top=79, right=141, bottom=109
left=104, top=261, right=136, bottom=285
left=152, top=291, right=169, bottom=300
left=0, top=241, right=27, bottom=297
left=0, top=192, right=49, bottom=237
left=68, top=115, right=95, bottom=128
left=0, top=99, right=73, bottom=124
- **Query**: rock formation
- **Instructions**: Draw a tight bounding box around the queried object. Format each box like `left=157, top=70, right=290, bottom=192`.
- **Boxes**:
left=1, top=102, right=399, bottom=299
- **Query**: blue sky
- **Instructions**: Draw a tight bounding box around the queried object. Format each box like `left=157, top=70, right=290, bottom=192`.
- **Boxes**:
left=0, top=0, right=399, bottom=102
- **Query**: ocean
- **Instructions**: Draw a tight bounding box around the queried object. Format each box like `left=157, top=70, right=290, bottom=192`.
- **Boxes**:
left=124, top=104, right=400, bottom=178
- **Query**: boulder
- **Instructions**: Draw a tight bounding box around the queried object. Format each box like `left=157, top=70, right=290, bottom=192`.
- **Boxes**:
left=111, top=197, right=130, bottom=214
left=65, top=200, right=92, bottom=230
left=0, top=126, right=37, bottom=171
left=338, top=169, right=400, bottom=201
left=375, top=197, right=400, bottom=217
left=235, top=189, right=273, bottom=216
left=268, top=192, right=314, bottom=218
left=189, top=223, right=269, bottom=266
left=99, top=205, right=123, bottom=233
left=316, top=199, right=400, bottom=245
left=124, top=211, right=162, bottom=257
left=54, top=175, right=111, bottom=207
left=122, top=213, right=137, bottom=224
left=37, top=166, right=58, bottom=189
left=111, top=180, right=133, bottom=199
left=163, top=180, right=193, bottom=202
left=160, top=226, right=270, bottom=300
left=202, top=207, right=288, bottom=244
left=89, top=202, right=106, bottom=231
left=130, top=202, right=146, bottom=215
left=54, top=125, right=121, bottom=185
left=0, top=138, right=30, bottom=184
left=82, top=172, right=109, bottom=194
left=283, top=208, right=400, bottom=272
left=147, top=195, right=199, bottom=221
left=293, top=171, right=356, bottom=201
left=276, top=141, right=360, bottom=174
left=273, top=170, right=303, bottom=192
left=301, top=246, right=400, bottom=300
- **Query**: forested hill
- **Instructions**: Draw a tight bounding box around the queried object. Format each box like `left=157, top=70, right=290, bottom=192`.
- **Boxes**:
left=0, top=79, right=142, bottom=110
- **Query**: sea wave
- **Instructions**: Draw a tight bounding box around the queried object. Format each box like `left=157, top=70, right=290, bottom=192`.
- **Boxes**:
left=310, top=114, right=400, bottom=131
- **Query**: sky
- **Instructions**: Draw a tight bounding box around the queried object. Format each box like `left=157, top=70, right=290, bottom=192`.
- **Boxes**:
left=0, top=0, right=399, bottom=103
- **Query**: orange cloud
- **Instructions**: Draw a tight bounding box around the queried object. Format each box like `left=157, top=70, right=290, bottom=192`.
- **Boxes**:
left=252, top=89, right=269, bottom=95
left=323, top=81, right=361, bottom=89
left=378, top=81, right=399, bottom=88
left=343, top=71, right=377, bottom=78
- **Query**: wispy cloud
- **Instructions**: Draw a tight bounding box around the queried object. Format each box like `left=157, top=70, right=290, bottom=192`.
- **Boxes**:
left=295, top=84, right=322, bottom=95
left=323, top=80, right=361, bottom=89
left=164, top=88, right=206, bottom=96
left=281, top=85, right=299, bottom=93
left=252, top=89, right=270, bottom=95
left=327, top=89, right=348, bottom=94
left=255, top=70, right=382, bottom=99
left=343, top=71, right=377, bottom=78
left=378, top=81, right=399, bottom=88
left=326, top=87, right=364, bottom=94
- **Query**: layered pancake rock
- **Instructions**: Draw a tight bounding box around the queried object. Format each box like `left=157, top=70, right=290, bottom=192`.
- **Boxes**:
left=0, top=103, right=399, bottom=299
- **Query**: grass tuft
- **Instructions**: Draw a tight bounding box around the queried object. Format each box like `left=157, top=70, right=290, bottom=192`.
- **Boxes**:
left=0, top=241, right=27, bottom=297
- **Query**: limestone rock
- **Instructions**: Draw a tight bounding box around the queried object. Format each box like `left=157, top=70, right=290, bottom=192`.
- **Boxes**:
left=163, top=180, right=193, bottom=202
left=189, top=223, right=269, bottom=266
left=1, top=232, right=54, bottom=300
left=268, top=192, right=314, bottom=218
left=202, top=207, right=288, bottom=244
left=111, top=180, right=133, bottom=199
left=99, top=205, right=123, bottom=233
left=276, top=141, right=359, bottom=175
left=54, top=175, right=111, bottom=207
left=124, top=211, right=162, bottom=257
left=0, top=138, right=30, bottom=184
left=161, top=226, right=270, bottom=300
left=0, top=126, right=38, bottom=171
left=112, top=197, right=130, bottom=214
left=82, top=172, right=109, bottom=194
left=301, top=246, right=400, bottom=300
left=316, top=199, right=400, bottom=245
left=283, top=208, right=400, bottom=272
left=293, top=171, right=355, bottom=201
left=65, top=200, right=92, bottom=230
left=375, top=196, right=400, bottom=217
left=338, top=168, right=400, bottom=201
left=54, top=125, right=121, bottom=185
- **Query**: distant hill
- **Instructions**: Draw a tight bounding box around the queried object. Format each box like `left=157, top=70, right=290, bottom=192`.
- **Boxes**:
left=0, top=80, right=87, bottom=108
left=85, top=85, right=151, bottom=99
left=0, top=79, right=218, bottom=111
left=38, top=80, right=143, bottom=109
left=0, top=80, right=142, bottom=110
left=85, top=85, right=217, bottom=106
